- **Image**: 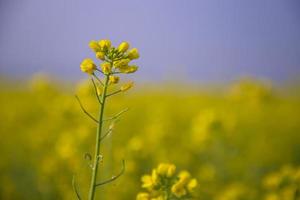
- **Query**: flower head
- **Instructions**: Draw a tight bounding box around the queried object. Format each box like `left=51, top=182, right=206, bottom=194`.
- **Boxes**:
left=89, top=40, right=101, bottom=52
left=187, top=179, right=198, bottom=192
left=101, top=62, right=111, bottom=74
left=99, top=39, right=111, bottom=50
left=171, top=182, right=187, bottom=198
left=118, top=42, right=130, bottom=53
left=80, top=58, right=97, bottom=74
left=96, top=52, right=105, bottom=60
left=136, top=192, right=150, bottom=200
left=137, top=163, right=197, bottom=199
left=109, top=75, right=119, bottom=84
left=127, top=48, right=140, bottom=60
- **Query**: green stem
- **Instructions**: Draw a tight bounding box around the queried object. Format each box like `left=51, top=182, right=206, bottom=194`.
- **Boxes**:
left=88, top=73, right=110, bottom=200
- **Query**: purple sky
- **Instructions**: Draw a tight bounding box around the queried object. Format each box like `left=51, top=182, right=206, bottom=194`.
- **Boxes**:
left=0, top=0, right=299, bottom=83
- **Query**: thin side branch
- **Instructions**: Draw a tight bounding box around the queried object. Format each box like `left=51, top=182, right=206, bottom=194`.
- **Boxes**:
left=96, top=68, right=104, bottom=74
left=103, top=108, right=129, bottom=122
left=95, top=160, right=126, bottom=187
left=75, top=95, right=99, bottom=123
left=106, top=90, right=122, bottom=98
left=72, top=175, right=82, bottom=200
left=100, top=128, right=113, bottom=142
left=92, top=74, right=104, bottom=86
left=91, top=78, right=103, bottom=104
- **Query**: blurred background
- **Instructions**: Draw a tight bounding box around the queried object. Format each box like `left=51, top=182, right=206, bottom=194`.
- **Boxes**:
left=0, top=0, right=300, bottom=199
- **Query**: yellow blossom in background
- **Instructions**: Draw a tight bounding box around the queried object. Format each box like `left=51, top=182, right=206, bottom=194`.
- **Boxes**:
left=178, top=170, right=191, bottom=184
left=157, top=163, right=176, bottom=178
left=137, top=163, right=197, bottom=200
left=127, top=48, right=140, bottom=59
left=120, top=82, right=134, bottom=92
left=151, top=169, right=159, bottom=186
left=171, top=182, right=187, bottom=198
left=141, top=175, right=154, bottom=189
left=80, top=58, right=96, bottom=74
left=136, top=192, right=150, bottom=200
left=118, top=41, right=130, bottom=52
left=187, top=179, right=198, bottom=192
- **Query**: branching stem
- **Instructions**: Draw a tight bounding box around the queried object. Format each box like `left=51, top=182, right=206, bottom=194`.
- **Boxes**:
left=75, top=95, right=99, bottom=123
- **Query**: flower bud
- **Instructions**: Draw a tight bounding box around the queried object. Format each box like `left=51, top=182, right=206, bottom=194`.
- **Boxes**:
left=99, top=39, right=111, bottom=50
left=187, top=179, right=198, bottom=192
left=127, top=48, right=140, bottom=60
left=118, top=42, right=130, bottom=53
left=120, top=82, right=134, bottom=92
left=119, top=65, right=138, bottom=74
left=89, top=40, right=101, bottom=52
left=100, top=62, right=111, bottom=74
left=157, top=163, right=169, bottom=176
left=136, top=192, right=150, bottom=200
left=151, top=169, right=159, bottom=186
left=178, top=170, right=191, bottom=184
left=96, top=52, right=105, bottom=60
left=114, top=59, right=131, bottom=68
left=171, top=182, right=187, bottom=198
left=80, top=58, right=97, bottom=74
left=109, top=75, right=119, bottom=84
left=167, top=164, right=176, bottom=177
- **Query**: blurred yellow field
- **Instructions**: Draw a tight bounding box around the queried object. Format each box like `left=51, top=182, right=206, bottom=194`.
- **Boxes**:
left=0, top=77, right=299, bottom=200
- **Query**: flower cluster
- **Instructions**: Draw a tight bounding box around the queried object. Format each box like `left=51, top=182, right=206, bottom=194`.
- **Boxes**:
left=137, top=163, right=198, bottom=200
left=80, top=39, right=139, bottom=92
left=262, top=165, right=300, bottom=200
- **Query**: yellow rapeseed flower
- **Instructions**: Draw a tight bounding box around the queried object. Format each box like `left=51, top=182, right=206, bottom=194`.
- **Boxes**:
left=157, top=163, right=176, bottom=177
left=120, top=82, right=134, bottom=92
left=187, top=178, right=198, bottom=192
left=96, top=52, right=105, bottom=60
left=178, top=170, right=191, bottom=185
left=109, top=75, right=119, bottom=84
left=171, top=182, right=187, bottom=198
left=141, top=175, right=154, bottom=189
left=80, top=58, right=97, bottom=74
left=99, top=39, right=111, bottom=50
left=100, top=62, right=111, bottom=74
left=89, top=40, right=101, bottom=52
left=166, top=164, right=176, bottom=177
left=151, top=196, right=164, bottom=200
left=118, top=41, right=130, bottom=52
left=136, top=192, right=150, bottom=200
left=157, top=163, right=169, bottom=176
left=151, top=169, right=160, bottom=186
left=127, top=48, right=140, bottom=60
